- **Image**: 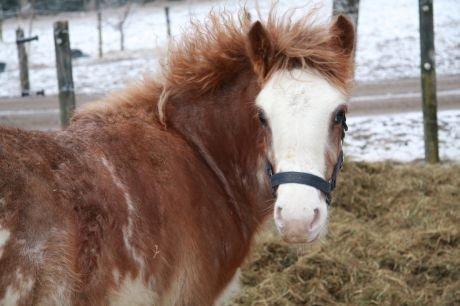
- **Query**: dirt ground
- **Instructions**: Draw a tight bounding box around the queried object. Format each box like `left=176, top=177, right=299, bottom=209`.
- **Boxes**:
left=229, top=162, right=460, bottom=305
left=0, top=75, right=459, bottom=131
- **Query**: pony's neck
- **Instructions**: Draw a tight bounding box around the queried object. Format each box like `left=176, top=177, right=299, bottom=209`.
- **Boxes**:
left=166, top=69, right=271, bottom=228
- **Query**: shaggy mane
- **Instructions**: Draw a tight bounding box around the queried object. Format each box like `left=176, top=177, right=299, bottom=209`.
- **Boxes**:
left=157, top=8, right=354, bottom=121
left=77, top=8, right=354, bottom=124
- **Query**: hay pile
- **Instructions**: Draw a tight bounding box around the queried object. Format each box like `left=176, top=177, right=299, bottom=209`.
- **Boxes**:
left=230, top=162, right=460, bottom=305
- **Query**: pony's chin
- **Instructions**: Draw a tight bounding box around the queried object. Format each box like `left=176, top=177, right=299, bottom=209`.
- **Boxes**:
left=279, top=231, right=321, bottom=244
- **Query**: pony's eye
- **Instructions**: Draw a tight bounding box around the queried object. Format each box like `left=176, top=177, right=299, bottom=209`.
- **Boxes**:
left=335, top=110, right=345, bottom=124
left=334, top=110, right=348, bottom=131
left=258, top=109, right=267, bottom=126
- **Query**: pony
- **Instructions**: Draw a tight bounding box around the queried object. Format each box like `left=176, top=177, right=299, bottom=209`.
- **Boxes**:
left=0, top=8, right=355, bottom=306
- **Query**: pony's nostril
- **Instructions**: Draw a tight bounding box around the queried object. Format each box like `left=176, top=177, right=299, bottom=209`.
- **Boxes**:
left=275, top=206, right=283, bottom=219
left=274, top=206, right=284, bottom=230
left=310, top=208, right=321, bottom=230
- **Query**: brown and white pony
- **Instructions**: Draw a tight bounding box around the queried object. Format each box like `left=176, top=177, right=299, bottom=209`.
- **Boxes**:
left=0, top=10, right=355, bottom=306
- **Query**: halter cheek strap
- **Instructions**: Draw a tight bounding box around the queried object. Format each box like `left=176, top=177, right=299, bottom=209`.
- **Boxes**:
left=268, top=150, right=344, bottom=205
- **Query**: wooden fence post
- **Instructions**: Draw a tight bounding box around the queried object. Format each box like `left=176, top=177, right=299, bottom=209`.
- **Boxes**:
left=54, top=21, right=75, bottom=128
left=96, top=0, right=103, bottom=58
left=164, top=6, right=171, bottom=38
left=419, top=0, right=439, bottom=163
left=16, top=28, right=30, bottom=96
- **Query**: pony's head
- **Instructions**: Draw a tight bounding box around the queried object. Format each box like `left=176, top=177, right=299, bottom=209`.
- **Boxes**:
left=155, top=10, right=355, bottom=244
left=247, top=14, right=355, bottom=243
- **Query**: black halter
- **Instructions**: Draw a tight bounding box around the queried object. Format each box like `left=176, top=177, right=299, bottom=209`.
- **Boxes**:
left=266, top=112, right=347, bottom=205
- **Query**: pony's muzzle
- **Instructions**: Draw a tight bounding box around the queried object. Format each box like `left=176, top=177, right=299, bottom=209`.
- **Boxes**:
left=273, top=185, right=328, bottom=243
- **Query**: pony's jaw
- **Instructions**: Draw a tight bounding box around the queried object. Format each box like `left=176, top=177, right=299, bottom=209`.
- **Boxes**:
left=256, top=68, right=346, bottom=244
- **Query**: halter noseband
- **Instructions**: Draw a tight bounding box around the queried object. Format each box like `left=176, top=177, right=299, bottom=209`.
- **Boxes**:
left=267, top=151, right=343, bottom=205
left=266, top=113, right=347, bottom=205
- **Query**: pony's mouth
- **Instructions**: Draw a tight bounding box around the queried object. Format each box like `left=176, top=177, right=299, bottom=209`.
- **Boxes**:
left=277, top=224, right=325, bottom=244
left=279, top=233, right=320, bottom=244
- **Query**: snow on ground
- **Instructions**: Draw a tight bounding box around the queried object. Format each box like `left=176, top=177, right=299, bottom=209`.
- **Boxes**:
left=0, top=107, right=458, bottom=163
left=0, top=0, right=459, bottom=97
left=345, top=110, right=460, bottom=162
left=356, top=0, right=460, bottom=81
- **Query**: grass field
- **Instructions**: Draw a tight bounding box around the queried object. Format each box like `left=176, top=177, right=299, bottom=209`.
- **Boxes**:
left=230, top=162, right=459, bottom=305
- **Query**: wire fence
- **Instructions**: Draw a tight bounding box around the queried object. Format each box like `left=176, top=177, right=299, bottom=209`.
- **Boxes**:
left=0, top=0, right=195, bottom=47
left=0, top=0, right=218, bottom=96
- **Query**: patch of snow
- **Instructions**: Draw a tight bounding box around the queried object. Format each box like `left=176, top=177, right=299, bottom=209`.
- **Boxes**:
left=355, top=0, right=460, bottom=82
left=0, top=0, right=458, bottom=97
left=344, top=109, right=460, bottom=162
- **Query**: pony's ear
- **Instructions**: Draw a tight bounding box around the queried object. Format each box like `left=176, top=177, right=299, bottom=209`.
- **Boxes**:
left=331, top=15, right=355, bottom=57
left=247, top=21, right=274, bottom=79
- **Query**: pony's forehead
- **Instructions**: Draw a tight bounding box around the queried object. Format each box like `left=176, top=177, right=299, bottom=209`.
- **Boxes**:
left=256, top=68, right=347, bottom=113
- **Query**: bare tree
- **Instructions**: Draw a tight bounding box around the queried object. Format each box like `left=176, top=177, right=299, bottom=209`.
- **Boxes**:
left=108, top=3, right=132, bottom=52
left=119, top=3, right=132, bottom=51
left=96, top=0, right=103, bottom=58
left=333, top=0, right=360, bottom=27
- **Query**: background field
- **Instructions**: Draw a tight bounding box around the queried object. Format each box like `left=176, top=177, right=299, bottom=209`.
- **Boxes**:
left=230, top=162, right=460, bottom=305
left=0, top=0, right=459, bottom=97
left=0, top=0, right=459, bottom=162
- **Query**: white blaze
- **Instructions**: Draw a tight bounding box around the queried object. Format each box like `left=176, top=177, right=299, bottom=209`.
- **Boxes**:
left=256, top=68, right=346, bottom=242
